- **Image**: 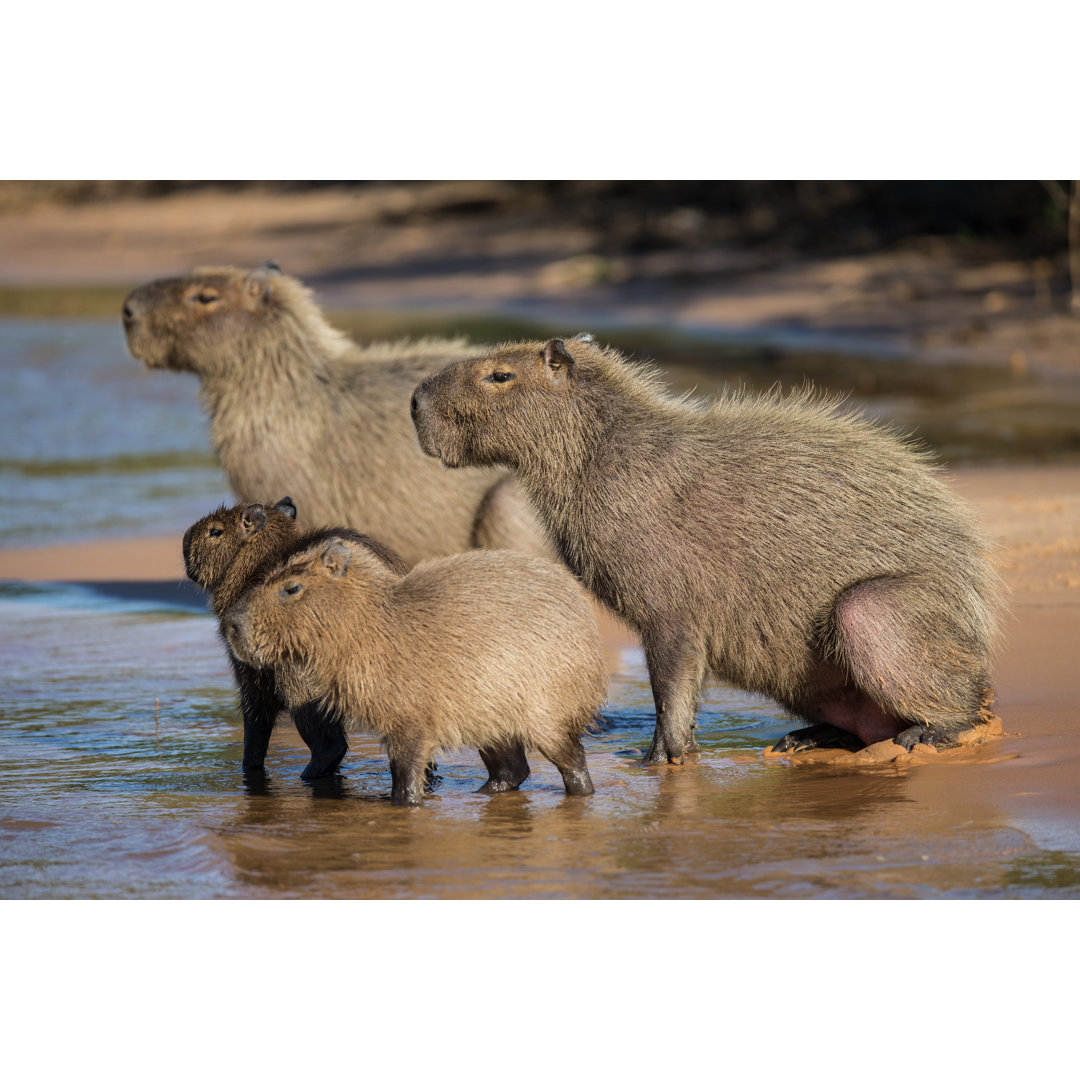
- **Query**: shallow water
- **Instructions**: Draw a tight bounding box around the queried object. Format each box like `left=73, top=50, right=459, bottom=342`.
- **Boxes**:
left=0, top=318, right=228, bottom=548
left=2, top=316, right=1079, bottom=552
left=3, top=581, right=1078, bottom=899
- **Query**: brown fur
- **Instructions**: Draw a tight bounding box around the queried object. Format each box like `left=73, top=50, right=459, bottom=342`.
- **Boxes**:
left=124, top=262, right=550, bottom=565
left=411, top=336, right=1007, bottom=762
left=223, top=540, right=606, bottom=804
left=183, top=496, right=408, bottom=778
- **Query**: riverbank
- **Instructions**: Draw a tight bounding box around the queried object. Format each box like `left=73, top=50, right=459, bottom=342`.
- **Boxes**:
left=3, top=184, right=1080, bottom=378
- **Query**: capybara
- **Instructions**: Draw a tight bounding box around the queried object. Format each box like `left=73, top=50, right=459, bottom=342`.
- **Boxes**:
left=411, top=336, right=1006, bottom=764
left=223, top=538, right=606, bottom=804
left=124, top=262, right=549, bottom=565
left=183, top=496, right=409, bottom=779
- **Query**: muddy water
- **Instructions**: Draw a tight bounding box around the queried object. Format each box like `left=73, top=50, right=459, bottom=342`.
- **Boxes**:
left=2, top=581, right=1078, bottom=899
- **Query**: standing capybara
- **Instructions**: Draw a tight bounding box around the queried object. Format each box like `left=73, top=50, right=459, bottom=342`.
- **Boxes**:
left=411, top=336, right=1006, bottom=763
left=124, top=262, right=548, bottom=565
left=183, top=496, right=409, bottom=779
left=223, top=538, right=606, bottom=804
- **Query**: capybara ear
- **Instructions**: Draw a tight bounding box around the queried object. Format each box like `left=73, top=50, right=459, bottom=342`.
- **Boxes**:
left=274, top=496, right=297, bottom=519
left=241, top=504, right=267, bottom=535
left=320, top=539, right=353, bottom=578
left=243, top=262, right=281, bottom=308
left=542, top=338, right=575, bottom=386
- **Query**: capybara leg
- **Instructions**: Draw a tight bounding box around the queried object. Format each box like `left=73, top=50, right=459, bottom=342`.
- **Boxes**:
left=827, top=577, right=993, bottom=745
left=471, top=475, right=554, bottom=559
left=542, top=738, right=595, bottom=797
left=234, top=661, right=282, bottom=774
left=642, top=630, right=704, bottom=765
left=388, top=740, right=430, bottom=806
left=477, top=741, right=531, bottom=793
left=772, top=723, right=865, bottom=753
left=292, top=702, right=350, bottom=781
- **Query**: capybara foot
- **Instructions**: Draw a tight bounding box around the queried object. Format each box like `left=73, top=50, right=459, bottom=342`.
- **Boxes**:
left=424, top=761, right=442, bottom=793
left=299, top=736, right=350, bottom=781
left=545, top=739, right=596, bottom=795
left=772, top=723, right=865, bottom=753
left=477, top=742, right=530, bottom=793
left=642, top=730, right=685, bottom=766
left=894, top=724, right=959, bottom=752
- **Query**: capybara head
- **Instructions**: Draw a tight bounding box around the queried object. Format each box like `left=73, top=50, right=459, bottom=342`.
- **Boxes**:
left=224, top=536, right=389, bottom=669
left=183, top=496, right=298, bottom=594
left=122, top=261, right=343, bottom=376
left=411, top=334, right=606, bottom=469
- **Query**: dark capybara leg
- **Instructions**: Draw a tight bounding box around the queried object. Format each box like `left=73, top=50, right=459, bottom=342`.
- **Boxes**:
left=772, top=723, right=867, bottom=753
left=642, top=627, right=705, bottom=765
left=827, top=576, right=993, bottom=746
left=541, top=738, right=595, bottom=797
left=477, top=741, right=531, bottom=793
left=234, top=660, right=282, bottom=774
left=292, top=702, right=350, bottom=780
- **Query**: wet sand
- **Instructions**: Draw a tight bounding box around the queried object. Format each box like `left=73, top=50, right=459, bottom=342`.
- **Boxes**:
left=3, top=462, right=1078, bottom=896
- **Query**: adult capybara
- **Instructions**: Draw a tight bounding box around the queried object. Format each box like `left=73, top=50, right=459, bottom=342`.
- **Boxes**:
left=183, top=496, right=408, bottom=779
left=411, top=336, right=1006, bottom=764
left=223, top=538, right=606, bottom=804
left=124, top=262, right=548, bottom=565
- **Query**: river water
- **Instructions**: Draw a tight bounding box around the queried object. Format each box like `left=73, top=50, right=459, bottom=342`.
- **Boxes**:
left=2, top=316, right=1079, bottom=898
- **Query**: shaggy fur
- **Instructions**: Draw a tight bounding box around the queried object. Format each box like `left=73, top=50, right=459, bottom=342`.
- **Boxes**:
left=124, top=263, right=549, bottom=565
left=411, top=336, right=1006, bottom=763
left=224, top=540, right=606, bottom=804
left=183, top=497, right=408, bottom=779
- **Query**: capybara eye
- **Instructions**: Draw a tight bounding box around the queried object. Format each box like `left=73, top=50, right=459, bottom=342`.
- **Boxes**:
left=281, top=582, right=303, bottom=597
left=486, top=371, right=516, bottom=384
left=193, top=292, right=220, bottom=305
left=208, top=526, right=224, bottom=538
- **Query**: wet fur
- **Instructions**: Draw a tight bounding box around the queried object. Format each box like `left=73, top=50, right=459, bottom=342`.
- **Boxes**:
left=125, top=264, right=549, bottom=565
left=225, top=541, right=606, bottom=804
left=411, top=337, right=1006, bottom=762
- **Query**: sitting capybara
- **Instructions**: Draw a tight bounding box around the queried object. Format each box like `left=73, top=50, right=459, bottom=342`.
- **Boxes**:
left=223, top=538, right=606, bottom=804
left=411, top=336, right=1006, bottom=763
left=124, top=262, right=549, bottom=565
left=183, top=496, right=409, bottom=779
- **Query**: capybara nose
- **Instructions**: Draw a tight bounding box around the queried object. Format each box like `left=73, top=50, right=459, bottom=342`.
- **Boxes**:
left=410, top=390, right=420, bottom=419
left=122, top=297, right=137, bottom=324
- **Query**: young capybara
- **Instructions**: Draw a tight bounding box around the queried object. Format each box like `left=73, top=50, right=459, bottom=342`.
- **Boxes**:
left=410, top=336, right=1006, bottom=764
left=123, top=262, right=549, bottom=565
left=222, top=538, right=606, bottom=805
left=183, top=496, right=409, bottom=779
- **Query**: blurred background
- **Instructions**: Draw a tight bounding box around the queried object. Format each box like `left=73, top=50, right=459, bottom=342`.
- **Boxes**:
left=2, top=179, right=1079, bottom=547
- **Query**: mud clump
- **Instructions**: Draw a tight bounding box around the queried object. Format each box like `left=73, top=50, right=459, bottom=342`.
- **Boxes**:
left=124, top=262, right=549, bottom=565
left=183, top=496, right=407, bottom=778
left=224, top=538, right=606, bottom=804
left=411, top=335, right=1006, bottom=764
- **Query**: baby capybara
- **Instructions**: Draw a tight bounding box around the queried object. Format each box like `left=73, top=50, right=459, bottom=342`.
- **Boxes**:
left=124, top=262, right=548, bottom=565
left=183, top=496, right=408, bottom=779
left=411, top=336, right=1005, bottom=764
left=223, top=538, right=606, bottom=804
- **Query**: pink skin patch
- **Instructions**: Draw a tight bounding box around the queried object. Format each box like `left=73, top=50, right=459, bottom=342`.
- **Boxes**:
left=810, top=686, right=908, bottom=745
